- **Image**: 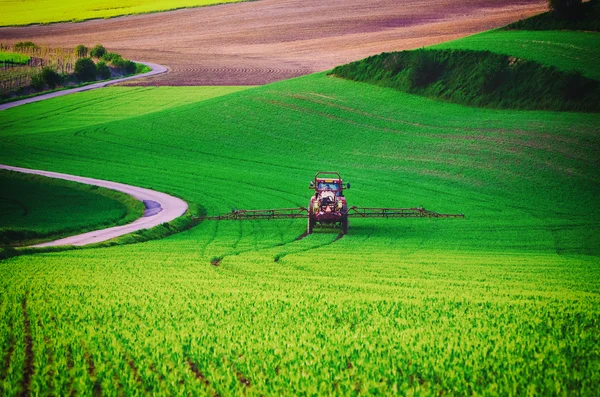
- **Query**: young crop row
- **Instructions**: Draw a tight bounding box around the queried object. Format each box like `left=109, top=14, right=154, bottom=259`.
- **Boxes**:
left=0, top=226, right=598, bottom=395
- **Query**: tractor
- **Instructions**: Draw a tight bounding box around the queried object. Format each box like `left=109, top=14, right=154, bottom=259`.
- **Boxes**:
left=197, top=171, right=464, bottom=234
left=307, top=171, right=350, bottom=234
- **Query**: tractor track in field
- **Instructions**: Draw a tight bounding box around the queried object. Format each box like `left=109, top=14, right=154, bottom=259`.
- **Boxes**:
left=186, top=358, right=221, bottom=396
left=42, top=336, right=55, bottom=395
left=210, top=227, right=344, bottom=266
left=37, top=314, right=56, bottom=395
left=236, top=370, right=251, bottom=388
left=20, top=292, right=33, bottom=397
left=126, top=356, right=144, bottom=386
left=83, top=346, right=102, bottom=397
left=66, top=346, right=76, bottom=397
left=275, top=232, right=344, bottom=263
left=295, top=232, right=310, bottom=241
left=0, top=164, right=188, bottom=247
left=0, top=320, right=15, bottom=393
left=0, top=0, right=546, bottom=86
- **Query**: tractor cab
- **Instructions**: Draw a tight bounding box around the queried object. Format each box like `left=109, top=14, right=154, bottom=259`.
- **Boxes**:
left=310, top=172, right=350, bottom=196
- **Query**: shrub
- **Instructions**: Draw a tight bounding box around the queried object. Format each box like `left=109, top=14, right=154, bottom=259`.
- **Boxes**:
left=102, top=52, right=120, bottom=62
left=30, top=74, right=44, bottom=90
left=407, top=50, right=444, bottom=89
left=14, top=41, right=39, bottom=51
left=74, top=57, right=97, bottom=82
left=29, top=67, right=61, bottom=91
left=135, top=63, right=150, bottom=74
left=96, top=51, right=139, bottom=75
left=74, top=44, right=88, bottom=58
left=122, top=60, right=136, bottom=75
left=90, top=44, right=107, bottom=59
left=39, top=67, right=62, bottom=89
left=96, top=61, right=111, bottom=79
left=111, top=56, right=136, bottom=74
left=110, top=55, right=125, bottom=68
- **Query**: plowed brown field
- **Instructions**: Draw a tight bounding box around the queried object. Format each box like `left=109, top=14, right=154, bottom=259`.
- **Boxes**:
left=0, top=0, right=546, bottom=85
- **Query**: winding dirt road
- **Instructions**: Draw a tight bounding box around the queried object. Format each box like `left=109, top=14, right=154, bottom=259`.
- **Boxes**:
left=0, top=164, right=188, bottom=247
left=0, top=61, right=166, bottom=111
left=0, top=0, right=547, bottom=85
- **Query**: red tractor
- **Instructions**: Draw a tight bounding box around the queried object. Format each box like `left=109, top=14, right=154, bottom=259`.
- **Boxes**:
left=197, top=171, right=464, bottom=234
left=307, top=171, right=350, bottom=234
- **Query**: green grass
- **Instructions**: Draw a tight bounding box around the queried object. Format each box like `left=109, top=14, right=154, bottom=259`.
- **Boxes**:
left=0, top=0, right=245, bottom=26
left=431, top=30, right=600, bottom=80
left=0, top=52, right=29, bottom=64
left=0, top=33, right=598, bottom=395
left=0, top=169, right=144, bottom=246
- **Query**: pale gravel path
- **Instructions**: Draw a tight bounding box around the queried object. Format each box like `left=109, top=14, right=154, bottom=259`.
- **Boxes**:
left=0, top=61, right=167, bottom=111
left=0, top=164, right=188, bottom=247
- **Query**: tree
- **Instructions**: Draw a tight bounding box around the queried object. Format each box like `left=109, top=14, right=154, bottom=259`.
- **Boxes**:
left=90, top=44, right=107, bottom=59
left=74, top=58, right=97, bottom=82
left=74, top=44, right=88, bottom=58
left=96, top=61, right=111, bottom=79
left=547, top=0, right=583, bottom=19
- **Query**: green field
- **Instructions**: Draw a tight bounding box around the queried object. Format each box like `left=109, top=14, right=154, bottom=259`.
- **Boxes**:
left=0, top=31, right=599, bottom=395
left=0, top=0, right=244, bottom=26
left=0, top=169, right=144, bottom=246
left=431, top=30, right=600, bottom=80
left=0, top=52, right=30, bottom=64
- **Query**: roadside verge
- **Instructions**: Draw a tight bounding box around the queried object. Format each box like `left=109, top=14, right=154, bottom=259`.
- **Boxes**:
left=0, top=164, right=188, bottom=247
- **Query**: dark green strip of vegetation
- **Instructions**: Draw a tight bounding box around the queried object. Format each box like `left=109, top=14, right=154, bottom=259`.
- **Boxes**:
left=329, top=48, right=600, bottom=112
left=505, top=0, right=600, bottom=31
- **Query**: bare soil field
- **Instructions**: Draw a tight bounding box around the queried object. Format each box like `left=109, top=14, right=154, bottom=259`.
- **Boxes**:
left=0, top=0, right=546, bottom=85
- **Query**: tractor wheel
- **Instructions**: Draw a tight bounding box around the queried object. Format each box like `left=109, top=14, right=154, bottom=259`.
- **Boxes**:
left=307, top=217, right=315, bottom=234
left=341, top=216, right=349, bottom=234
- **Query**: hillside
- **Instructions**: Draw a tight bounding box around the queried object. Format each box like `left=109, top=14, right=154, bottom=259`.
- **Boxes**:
left=0, top=28, right=599, bottom=395
left=432, top=30, right=600, bottom=80
left=330, top=30, right=600, bottom=111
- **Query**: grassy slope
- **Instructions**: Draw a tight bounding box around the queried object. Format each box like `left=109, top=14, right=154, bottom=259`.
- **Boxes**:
left=0, top=36, right=599, bottom=394
left=431, top=30, right=600, bottom=80
left=0, top=169, right=144, bottom=246
left=0, top=0, right=243, bottom=26
left=0, top=86, right=249, bottom=246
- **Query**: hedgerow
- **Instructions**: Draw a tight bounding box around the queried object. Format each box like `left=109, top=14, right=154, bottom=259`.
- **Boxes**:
left=330, top=48, right=600, bottom=112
